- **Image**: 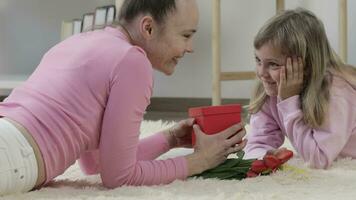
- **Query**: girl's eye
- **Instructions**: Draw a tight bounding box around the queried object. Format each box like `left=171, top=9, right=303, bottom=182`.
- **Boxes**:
left=269, top=63, right=281, bottom=69
left=183, top=34, right=192, bottom=39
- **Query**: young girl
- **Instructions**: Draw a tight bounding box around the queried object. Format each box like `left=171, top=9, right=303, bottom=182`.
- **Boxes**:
left=245, top=8, right=356, bottom=169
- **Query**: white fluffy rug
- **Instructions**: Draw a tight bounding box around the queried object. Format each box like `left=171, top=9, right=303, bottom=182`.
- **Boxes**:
left=4, top=120, right=356, bottom=200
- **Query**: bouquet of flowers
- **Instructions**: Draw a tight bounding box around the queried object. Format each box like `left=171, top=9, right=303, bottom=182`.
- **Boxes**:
left=192, top=149, right=294, bottom=180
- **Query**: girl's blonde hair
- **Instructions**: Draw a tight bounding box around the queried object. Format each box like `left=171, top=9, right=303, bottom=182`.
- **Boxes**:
left=249, top=8, right=356, bottom=127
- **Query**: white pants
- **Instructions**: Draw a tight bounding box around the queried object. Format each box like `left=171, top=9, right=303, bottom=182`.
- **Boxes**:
left=0, top=118, right=38, bottom=196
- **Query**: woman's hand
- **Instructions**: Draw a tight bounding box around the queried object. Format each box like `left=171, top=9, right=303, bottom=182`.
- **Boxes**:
left=278, top=57, right=304, bottom=100
left=163, top=118, right=195, bottom=149
left=185, top=122, right=247, bottom=175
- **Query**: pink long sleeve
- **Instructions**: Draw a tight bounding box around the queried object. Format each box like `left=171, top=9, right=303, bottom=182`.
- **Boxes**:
left=244, top=98, right=285, bottom=159
left=78, top=132, right=173, bottom=175
left=0, top=27, right=188, bottom=187
left=246, top=76, right=356, bottom=168
left=98, top=51, right=187, bottom=187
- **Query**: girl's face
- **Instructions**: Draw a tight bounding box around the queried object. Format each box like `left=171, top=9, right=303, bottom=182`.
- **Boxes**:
left=255, top=42, right=286, bottom=97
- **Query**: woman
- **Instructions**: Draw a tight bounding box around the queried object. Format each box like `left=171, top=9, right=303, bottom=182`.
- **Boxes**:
left=245, top=8, right=356, bottom=169
left=0, top=0, right=246, bottom=195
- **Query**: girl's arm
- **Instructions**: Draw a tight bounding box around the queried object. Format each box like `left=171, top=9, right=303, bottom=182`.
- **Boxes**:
left=245, top=99, right=285, bottom=159
left=278, top=85, right=356, bottom=169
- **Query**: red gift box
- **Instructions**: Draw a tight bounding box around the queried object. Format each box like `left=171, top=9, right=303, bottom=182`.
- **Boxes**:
left=188, top=104, right=242, bottom=145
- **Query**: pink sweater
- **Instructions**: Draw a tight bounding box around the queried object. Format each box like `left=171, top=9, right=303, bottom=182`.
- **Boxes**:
left=245, top=75, right=356, bottom=169
left=0, top=27, right=187, bottom=188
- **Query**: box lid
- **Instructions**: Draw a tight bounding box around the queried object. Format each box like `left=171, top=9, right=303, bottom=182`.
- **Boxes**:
left=188, top=104, right=242, bottom=117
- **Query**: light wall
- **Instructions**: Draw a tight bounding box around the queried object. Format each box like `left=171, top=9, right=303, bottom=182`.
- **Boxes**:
left=0, top=0, right=355, bottom=98
left=0, top=0, right=114, bottom=75
left=152, top=0, right=355, bottom=98
left=349, top=0, right=356, bottom=65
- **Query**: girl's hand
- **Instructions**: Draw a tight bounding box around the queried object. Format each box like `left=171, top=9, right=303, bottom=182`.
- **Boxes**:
left=164, top=118, right=195, bottom=148
left=266, top=147, right=288, bottom=155
left=266, top=147, right=294, bottom=164
left=278, top=57, right=304, bottom=100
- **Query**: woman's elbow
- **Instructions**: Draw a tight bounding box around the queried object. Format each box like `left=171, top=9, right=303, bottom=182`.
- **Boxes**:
left=101, top=173, right=132, bottom=189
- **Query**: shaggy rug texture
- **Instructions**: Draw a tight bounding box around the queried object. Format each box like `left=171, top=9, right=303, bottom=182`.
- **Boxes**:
left=3, top=120, right=356, bottom=200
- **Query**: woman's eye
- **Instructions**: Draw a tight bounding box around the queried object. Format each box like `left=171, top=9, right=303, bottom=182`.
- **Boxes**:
left=255, top=57, right=261, bottom=65
left=183, top=34, right=191, bottom=39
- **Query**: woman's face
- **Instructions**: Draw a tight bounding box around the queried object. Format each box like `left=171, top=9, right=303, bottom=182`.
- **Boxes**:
left=255, top=42, right=286, bottom=97
left=146, top=0, right=199, bottom=75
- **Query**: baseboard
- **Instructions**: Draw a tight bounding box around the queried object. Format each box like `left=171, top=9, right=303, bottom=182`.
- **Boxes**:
left=0, top=96, right=250, bottom=113
left=147, top=97, right=250, bottom=112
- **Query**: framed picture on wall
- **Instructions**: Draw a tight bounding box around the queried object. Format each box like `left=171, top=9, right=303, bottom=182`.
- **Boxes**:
left=61, top=21, right=73, bottom=41
left=94, top=6, right=108, bottom=29
left=106, top=5, right=116, bottom=25
left=82, top=13, right=94, bottom=32
left=72, top=19, right=82, bottom=35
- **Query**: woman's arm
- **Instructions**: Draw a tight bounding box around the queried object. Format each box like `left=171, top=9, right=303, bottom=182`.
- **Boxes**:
left=99, top=48, right=189, bottom=188
left=136, top=131, right=172, bottom=160
left=78, top=150, right=100, bottom=175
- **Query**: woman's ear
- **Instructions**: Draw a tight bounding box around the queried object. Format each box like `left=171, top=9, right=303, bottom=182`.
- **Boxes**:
left=139, top=16, right=155, bottom=40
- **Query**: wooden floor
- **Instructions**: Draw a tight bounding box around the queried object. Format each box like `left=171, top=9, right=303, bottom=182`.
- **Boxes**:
left=144, top=98, right=250, bottom=122
left=144, top=111, right=187, bottom=122
left=144, top=110, right=250, bottom=123
left=1, top=96, right=249, bottom=123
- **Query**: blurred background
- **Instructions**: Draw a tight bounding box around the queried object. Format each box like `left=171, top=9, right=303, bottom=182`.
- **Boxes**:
left=0, top=0, right=355, bottom=113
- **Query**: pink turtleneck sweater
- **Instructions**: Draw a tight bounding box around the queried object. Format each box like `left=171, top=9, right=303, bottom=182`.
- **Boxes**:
left=0, top=27, right=187, bottom=188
